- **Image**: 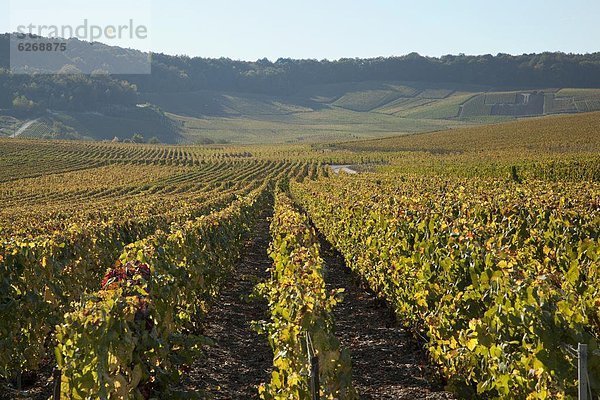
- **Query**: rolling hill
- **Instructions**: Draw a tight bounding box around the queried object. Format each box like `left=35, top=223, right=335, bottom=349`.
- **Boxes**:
left=4, top=80, right=600, bottom=144
left=3, top=34, right=600, bottom=143
left=140, top=82, right=600, bottom=144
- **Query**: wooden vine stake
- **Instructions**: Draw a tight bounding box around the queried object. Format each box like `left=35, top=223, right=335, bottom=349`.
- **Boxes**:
left=578, top=343, right=588, bottom=400
left=310, top=355, right=320, bottom=400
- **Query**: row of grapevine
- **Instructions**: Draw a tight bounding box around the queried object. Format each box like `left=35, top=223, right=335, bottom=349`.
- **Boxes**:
left=0, top=184, right=247, bottom=379
left=0, top=137, right=386, bottom=185
left=291, top=174, right=599, bottom=399
left=257, top=191, right=355, bottom=399
left=0, top=160, right=301, bottom=381
left=56, top=184, right=272, bottom=398
left=378, top=155, right=600, bottom=183
left=0, top=160, right=284, bottom=236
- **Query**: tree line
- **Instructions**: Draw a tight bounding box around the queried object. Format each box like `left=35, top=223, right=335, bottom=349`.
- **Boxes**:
left=2, top=33, right=600, bottom=113
left=133, top=51, right=600, bottom=94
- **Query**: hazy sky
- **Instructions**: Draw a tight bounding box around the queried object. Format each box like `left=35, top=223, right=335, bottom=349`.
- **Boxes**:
left=3, top=0, right=599, bottom=60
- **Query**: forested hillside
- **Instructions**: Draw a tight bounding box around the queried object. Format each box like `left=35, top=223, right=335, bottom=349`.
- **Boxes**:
left=3, top=33, right=600, bottom=143
left=3, top=33, right=600, bottom=101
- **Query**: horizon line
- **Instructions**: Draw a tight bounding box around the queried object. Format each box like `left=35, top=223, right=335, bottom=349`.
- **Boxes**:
left=2, top=32, right=599, bottom=63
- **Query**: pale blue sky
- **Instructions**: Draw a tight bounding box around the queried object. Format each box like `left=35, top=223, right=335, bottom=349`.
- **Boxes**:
left=3, top=0, right=599, bottom=60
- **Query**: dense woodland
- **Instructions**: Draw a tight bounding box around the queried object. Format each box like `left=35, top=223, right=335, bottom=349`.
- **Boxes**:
left=2, top=33, right=600, bottom=112
left=138, top=51, right=600, bottom=94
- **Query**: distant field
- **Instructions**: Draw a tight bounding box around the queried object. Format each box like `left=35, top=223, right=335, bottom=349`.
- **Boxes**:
left=418, top=88, right=454, bottom=99
left=400, top=93, right=476, bottom=119
left=170, top=107, right=466, bottom=144
left=119, top=80, right=600, bottom=144
left=17, top=120, right=54, bottom=138
left=484, top=92, right=518, bottom=104
left=460, top=95, right=493, bottom=117
left=376, top=98, right=434, bottom=115
left=333, top=89, right=403, bottom=112
left=137, top=81, right=600, bottom=144
left=556, top=88, right=600, bottom=98
left=5, top=80, right=600, bottom=144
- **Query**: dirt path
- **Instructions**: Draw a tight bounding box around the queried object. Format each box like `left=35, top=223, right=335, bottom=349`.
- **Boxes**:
left=11, top=119, right=39, bottom=138
left=183, top=215, right=273, bottom=399
left=318, top=236, right=455, bottom=400
left=329, top=164, right=358, bottom=174
left=0, top=365, right=55, bottom=400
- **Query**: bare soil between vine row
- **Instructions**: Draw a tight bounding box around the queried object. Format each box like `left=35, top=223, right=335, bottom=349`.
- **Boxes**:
left=182, top=215, right=274, bottom=398
left=1, top=214, right=457, bottom=400
left=318, top=235, right=456, bottom=400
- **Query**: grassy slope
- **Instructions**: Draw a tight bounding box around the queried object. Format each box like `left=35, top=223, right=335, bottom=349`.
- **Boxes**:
left=7, top=108, right=183, bottom=143
left=7, top=80, right=600, bottom=144
left=143, top=82, right=488, bottom=144
left=170, top=107, right=467, bottom=144
left=52, top=110, right=182, bottom=143
left=140, top=81, right=600, bottom=144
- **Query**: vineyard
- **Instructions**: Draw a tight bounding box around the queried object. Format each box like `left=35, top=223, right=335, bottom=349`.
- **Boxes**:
left=291, top=175, right=599, bottom=398
left=0, top=111, right=598, bottom=400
